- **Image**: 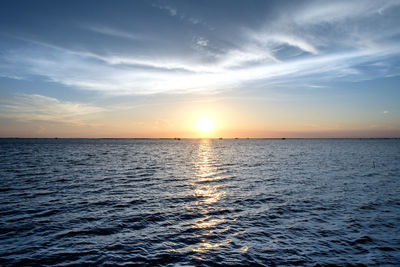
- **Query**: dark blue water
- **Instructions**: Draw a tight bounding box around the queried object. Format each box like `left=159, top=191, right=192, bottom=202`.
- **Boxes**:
left=0, top=139, right=399, bottom=266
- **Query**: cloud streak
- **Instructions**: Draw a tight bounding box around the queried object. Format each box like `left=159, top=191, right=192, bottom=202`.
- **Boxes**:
left=0, top=94, right=104, bottom=125
left=0, top=0, right=399, bottom=95
left=2, top=39, right=398, bottom=95
left=83, top=25, right=144, bottom=41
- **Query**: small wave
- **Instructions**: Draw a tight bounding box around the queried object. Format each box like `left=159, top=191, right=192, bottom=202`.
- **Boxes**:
left=1, top=139, right=399, bottom=265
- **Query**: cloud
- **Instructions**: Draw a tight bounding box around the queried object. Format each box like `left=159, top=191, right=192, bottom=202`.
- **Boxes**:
left=1, top=0, right=400, bottom=95
left=248, top=0, right=400, bottom=57
left=383, top=110, right=390, bottom=114
left=189, top=17, right=201, bottom=25
left=217, top=47, right=279, bottom=68
left=250, top=32, right=319, bottom=55
left=2, top=37, right=399, bottom=95
left=293, top=0, right=400, bottom=25
left=195, top=37, right=209, bottom=47
left=0, top=94, right=104, bottom=125
left=151, top=3, right=206, bottom=27
left=307, top=84, right=327, bottom=89
left=272, top=34, right=319, bottom=55
left=0, top=74, right=25, bottom=80
left=152, top=4, right=177, bottom=16
left=83, top=25, right=143, bottom=40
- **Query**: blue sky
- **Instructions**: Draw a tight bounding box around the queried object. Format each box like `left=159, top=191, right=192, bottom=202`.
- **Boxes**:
left=0, top=0, right=400, bottom=137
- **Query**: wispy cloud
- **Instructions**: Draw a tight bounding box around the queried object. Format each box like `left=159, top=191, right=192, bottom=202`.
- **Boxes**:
left=2, top=37, right=399, bottom=95
left=83, top=25, right=144, bottom=41
left=0, top=74, right=25, bottom=80
left=152, top=3, right=206, bottom=26
left=195, top=36, right=209, bottom=47
left=307, top=84, right=327, bottom=89
left=152, top=4, right=177, bottom=16
left=0, top=94, right=104, bottom=125
left=1, top=0, right=399, bottom=96
left=250, top=33, right=319, bottom=55
left=293, top=0, right=400, bottom=25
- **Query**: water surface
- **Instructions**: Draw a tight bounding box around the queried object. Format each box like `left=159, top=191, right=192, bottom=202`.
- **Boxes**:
left=0, top=139, right=399, bottom=266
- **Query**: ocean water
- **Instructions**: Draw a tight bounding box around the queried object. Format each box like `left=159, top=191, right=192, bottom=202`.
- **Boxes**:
left=0, top=138, right=399, bottom=266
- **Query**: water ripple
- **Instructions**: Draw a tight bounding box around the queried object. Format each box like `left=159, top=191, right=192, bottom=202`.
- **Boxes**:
left=0, top=138, right=399, bottom=265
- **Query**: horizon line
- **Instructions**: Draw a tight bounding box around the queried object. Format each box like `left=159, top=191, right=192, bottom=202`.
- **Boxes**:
left=1, top=137, right=399, bottom=140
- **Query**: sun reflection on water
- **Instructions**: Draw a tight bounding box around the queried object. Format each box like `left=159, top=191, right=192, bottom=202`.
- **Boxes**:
left=191, top=238, right=232, bottom=253
left=189, top=139, right=231, bottom=254
left=194, top=139, right=226, bottom=206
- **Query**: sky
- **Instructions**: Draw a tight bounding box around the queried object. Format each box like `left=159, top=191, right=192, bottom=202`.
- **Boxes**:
left=0, top=0, right=400, bottom=138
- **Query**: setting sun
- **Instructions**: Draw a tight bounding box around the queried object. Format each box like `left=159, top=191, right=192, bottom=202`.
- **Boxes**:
left=196, top=118, right=215, bottom=133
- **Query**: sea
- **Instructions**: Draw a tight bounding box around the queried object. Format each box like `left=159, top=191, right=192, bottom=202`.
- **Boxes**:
left=0, top=138, right=399, bottom=266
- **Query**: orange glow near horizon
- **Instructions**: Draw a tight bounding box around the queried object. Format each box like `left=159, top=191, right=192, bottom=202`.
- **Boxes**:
left=2, top=98, right=399, bottom=139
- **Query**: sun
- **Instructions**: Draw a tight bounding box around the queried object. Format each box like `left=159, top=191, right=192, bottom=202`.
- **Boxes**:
left=196, top=118, right=215, bottom=133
